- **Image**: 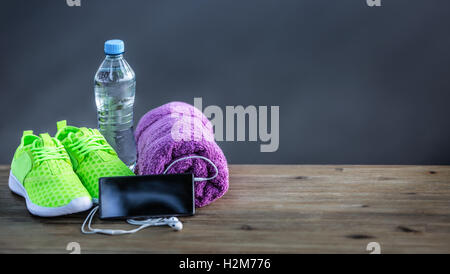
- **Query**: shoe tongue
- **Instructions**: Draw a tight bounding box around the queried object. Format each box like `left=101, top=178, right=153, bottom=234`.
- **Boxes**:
left=80, top=127, right=92, bottom=136
left=73, top=127, right=114, bottom=160
left=39, top=133, right=56, bottom=147
left=38, top=133, right=63, bottom=174
left=73, top=127, right=92, bottom=139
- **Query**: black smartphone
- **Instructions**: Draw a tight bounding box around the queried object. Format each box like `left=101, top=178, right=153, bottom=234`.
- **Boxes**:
left=98, top=174, right=195, bottom=219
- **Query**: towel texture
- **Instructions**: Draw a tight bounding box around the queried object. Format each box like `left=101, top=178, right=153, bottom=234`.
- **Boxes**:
left=135, top=102, right=229, bottom=207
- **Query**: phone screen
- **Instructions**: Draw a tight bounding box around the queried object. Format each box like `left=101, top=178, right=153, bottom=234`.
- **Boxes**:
left=99, top=174, right=195, bottom=219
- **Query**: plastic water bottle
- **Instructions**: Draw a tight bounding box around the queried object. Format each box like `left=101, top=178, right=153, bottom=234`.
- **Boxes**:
left=94, top=39, right=136, bottom=169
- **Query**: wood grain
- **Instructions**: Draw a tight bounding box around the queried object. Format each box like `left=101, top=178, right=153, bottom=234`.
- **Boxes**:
left=0, top=165, right=449, bottom=254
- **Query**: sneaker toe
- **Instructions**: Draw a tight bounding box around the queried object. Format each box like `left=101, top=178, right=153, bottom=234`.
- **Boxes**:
left=65, top=196, right=93, bottom=214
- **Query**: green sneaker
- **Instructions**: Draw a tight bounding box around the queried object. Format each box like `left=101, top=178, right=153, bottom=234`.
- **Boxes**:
left=55, top=121, right=134, bottom=202
left=9, top=131, right=93, bottom=217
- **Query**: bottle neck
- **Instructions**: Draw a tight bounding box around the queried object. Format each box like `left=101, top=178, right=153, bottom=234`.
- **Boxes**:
left=105, top=54, right=123, bottom=60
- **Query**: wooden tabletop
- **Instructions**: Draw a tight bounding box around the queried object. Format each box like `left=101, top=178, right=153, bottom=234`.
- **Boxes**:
left=0, top=165, right=449, bottom=254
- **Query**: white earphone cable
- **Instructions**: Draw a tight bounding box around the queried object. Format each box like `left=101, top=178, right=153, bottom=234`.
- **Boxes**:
left=163, top=155, right=219, bottom=182
left=81, top=155, right=218, bottom=235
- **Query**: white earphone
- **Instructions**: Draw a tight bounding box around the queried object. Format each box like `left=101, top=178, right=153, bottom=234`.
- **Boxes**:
left=127, top=217, right=183, bottom=231
left=81, top=155, right=217, bottom=235
left=81, top=206, right=183, bottom=235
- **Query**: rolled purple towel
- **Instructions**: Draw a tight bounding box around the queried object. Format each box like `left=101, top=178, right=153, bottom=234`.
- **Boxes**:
left=135, top=102, right=229, bottom=207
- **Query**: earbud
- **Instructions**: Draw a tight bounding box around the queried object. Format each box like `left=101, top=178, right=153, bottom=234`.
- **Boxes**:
left=171, top=222, right=183, bottom=231
left=166, top=217, right=183, bottom=231
left=126, top=217, right=183, bottom=232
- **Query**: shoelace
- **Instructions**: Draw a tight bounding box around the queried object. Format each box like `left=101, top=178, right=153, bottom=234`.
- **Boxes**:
left=31, top=145, right=69, bottom=164
left=68, top=132, right=114, bottom=158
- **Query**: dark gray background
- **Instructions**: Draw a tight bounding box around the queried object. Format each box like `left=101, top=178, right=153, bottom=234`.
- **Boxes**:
left=1, top=0, right=449, bottom=164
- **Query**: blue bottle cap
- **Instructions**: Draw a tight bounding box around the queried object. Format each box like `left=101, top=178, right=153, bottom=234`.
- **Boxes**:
left=104, top=39, right=125, bottom=55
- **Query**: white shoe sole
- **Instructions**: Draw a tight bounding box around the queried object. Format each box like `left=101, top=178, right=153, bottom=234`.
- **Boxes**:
left=8, top=171, right=93, bottom=217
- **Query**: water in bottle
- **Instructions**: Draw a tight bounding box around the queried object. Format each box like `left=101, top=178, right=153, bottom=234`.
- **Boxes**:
left=94, top=39, right=137, bottom=169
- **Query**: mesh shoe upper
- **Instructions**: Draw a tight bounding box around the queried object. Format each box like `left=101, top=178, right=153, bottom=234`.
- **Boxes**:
left=55, top=121, right=135, bottom=199
left=11, top=132, right=91, bottom=208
